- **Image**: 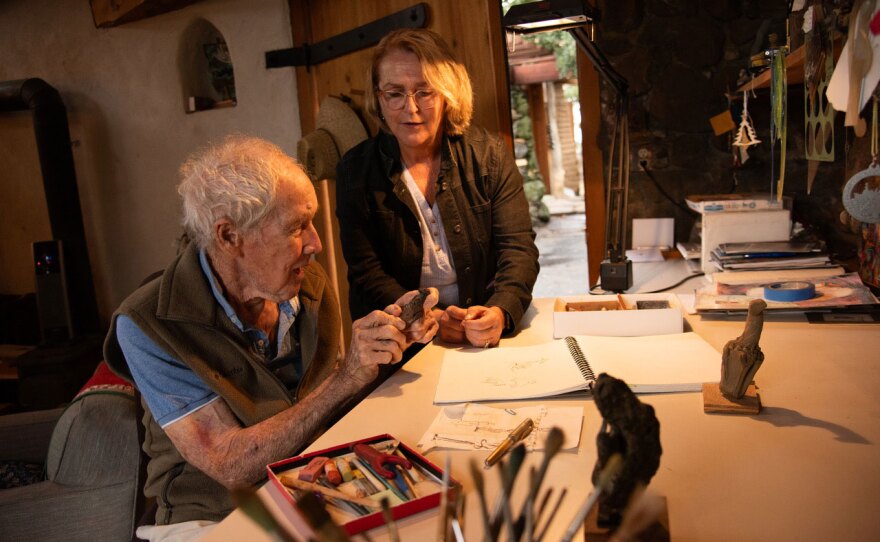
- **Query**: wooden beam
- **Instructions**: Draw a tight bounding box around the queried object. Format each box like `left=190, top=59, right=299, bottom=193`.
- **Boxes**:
left=511, top=58, right=560, bottom=85
left=578, top=50, right=605, bottom=289
left=483, top=0, right=514, bottom=148
left=525, top=84, right=552, bottom=193
left=289, top=0, right=320, bottom=136
left=89, top=0, right=201, bottom=28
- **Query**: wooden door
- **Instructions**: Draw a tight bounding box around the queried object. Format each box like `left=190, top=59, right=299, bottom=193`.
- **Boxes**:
left=288, top=0, right=512, bottom=338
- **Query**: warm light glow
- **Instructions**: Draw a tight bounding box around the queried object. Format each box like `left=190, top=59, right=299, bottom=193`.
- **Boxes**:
left=502, top=0, right=596, bottom=35
left=507, top=15, right=589, bottom=32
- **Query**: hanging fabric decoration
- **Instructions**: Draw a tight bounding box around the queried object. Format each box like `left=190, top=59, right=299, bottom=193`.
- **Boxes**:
left=770, top=49, right=788, bottom=201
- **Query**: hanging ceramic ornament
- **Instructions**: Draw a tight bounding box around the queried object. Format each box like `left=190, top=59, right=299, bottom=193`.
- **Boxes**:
left=842, top=97, right=880, bottom=224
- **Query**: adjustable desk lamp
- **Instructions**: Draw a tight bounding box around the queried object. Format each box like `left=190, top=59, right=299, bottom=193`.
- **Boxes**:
left=503, top=0, right=632, bottom=292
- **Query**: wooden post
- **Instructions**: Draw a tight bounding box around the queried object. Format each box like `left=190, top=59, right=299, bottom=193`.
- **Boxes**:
left=578, top=51, right=606, bottom=288
left=526, top=83, right=552, bottom=193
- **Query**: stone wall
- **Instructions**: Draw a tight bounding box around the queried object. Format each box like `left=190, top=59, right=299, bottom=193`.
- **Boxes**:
left=595, top=0, right=858, bottom=266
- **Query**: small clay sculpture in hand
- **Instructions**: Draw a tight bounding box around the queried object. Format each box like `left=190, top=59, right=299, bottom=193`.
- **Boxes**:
left=399, top=288, right=430, bottom=327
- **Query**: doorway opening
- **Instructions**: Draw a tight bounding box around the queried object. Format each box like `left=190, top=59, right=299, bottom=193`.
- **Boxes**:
left=503, top=5, right=589, bottom=297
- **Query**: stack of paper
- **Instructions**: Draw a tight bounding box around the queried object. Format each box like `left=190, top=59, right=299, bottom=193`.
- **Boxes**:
left=694, top=272, right=879, bottom=312
left=710, top=241, right=833, bottom=271
left=686, top=193, right=789, bottom=213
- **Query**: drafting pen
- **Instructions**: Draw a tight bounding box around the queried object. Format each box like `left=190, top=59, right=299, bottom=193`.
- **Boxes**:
left=484, top=417, right=535, bottom=468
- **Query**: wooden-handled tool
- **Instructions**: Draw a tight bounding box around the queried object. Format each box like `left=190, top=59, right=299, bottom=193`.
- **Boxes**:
left=279, top=473, right=381, bottom=510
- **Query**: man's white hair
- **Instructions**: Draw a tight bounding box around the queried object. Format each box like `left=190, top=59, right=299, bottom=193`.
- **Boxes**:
left=177, top=135, right=302, bottom=249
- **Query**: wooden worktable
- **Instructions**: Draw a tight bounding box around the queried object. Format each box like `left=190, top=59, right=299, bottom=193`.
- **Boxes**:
left=204, top=295, right=880, bottom=541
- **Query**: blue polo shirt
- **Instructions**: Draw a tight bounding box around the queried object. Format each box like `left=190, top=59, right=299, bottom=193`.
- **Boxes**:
left=116, top=249, right=301, bottom=428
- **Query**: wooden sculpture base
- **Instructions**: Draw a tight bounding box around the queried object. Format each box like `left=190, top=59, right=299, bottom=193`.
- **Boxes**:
left=702, top=382, right=761, bottom=414
left=585, top=496, right=670, bottom=542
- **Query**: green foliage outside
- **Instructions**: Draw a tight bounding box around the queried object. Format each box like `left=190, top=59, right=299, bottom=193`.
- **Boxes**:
left=502, top=0, right=578, bottom=78
left=511, top=86, right=550, bottom=222
left=503, top=0, right=578, bottom=222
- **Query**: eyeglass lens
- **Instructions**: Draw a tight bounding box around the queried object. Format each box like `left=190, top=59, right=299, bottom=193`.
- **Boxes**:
left=381, top=90, right=435, bottom=110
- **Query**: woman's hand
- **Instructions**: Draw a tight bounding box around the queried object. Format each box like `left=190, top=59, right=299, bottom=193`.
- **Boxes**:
left=439, top=305, right=504, bottom=347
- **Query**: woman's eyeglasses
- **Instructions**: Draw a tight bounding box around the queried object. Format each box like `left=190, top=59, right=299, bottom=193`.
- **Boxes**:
left=378, top=89, right=437, bottom=111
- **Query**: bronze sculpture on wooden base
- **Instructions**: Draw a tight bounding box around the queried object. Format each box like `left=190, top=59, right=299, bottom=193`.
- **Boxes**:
left=586, top=374, right=668, bottom=541
left=703, top=298, right=767, bottom=414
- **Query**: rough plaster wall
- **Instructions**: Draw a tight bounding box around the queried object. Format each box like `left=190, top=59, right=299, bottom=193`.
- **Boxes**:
left=0, top=0, right=300, bottom=324
left=0, top=111, right=52, bottom=288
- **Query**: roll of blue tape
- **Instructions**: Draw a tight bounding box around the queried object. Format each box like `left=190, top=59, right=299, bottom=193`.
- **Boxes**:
left=763, top=281, right=816, bottom=302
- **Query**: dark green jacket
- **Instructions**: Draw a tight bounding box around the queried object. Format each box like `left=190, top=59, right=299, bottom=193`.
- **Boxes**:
left=336, top=125, right=539, bottom=329
left=104, top=243, right=341, bottom=524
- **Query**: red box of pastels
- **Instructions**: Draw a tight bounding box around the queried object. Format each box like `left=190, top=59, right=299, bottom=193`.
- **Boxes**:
left=266, top=433, right=458, bottom=535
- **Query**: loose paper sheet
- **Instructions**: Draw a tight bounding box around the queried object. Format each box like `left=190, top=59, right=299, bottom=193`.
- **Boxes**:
left=626, top=247, right=665, bottom=262
left=417, top=403, right=583, bottom=453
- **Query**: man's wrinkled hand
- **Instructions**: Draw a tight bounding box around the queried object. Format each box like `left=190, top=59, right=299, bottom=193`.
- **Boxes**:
left=386, top=288, right=440, bottom=345
left=342, top=310, right=408, bottom=387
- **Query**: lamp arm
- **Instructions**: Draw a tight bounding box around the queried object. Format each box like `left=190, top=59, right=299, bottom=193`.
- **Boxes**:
left=568, top=28, right=628, bottom=96
left=569, top=27, right=631, bottom=264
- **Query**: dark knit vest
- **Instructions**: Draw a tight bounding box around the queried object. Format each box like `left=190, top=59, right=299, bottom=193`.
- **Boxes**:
left=104, top=243, right=341, bottom=524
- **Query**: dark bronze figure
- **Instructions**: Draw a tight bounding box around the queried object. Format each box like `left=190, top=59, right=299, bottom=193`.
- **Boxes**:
left=591, top=373, right=662, bottom=528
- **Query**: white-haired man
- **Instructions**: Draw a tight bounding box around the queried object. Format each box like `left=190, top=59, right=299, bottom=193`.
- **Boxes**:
left=104, top=136, right=438, bottom=541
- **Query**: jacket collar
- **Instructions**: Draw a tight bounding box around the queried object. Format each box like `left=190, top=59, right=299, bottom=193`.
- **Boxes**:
left=377, top=129, right=460, bottom=178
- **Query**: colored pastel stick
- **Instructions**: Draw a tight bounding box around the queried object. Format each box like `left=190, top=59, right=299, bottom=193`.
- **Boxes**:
left=350, top=458, right=383, bottom=493
left=349, top=463, right=378, bottom=493
left=298, top=456, right=329, bottom=482
left=336, top=458, right=353, bottom=482
left=324, top=460, right=342, bottom=485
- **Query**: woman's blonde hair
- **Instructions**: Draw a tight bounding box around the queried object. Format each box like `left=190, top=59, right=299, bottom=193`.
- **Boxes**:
left=365, top=28, right=473, bottom=136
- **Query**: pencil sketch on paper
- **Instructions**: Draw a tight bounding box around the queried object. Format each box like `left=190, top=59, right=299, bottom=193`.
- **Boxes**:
left=479, top=354, right=550, bottom=389
left=416, top=403, right=584, bottom=453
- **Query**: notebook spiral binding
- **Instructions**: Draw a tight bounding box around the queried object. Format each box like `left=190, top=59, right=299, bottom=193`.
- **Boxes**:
left=565, top=336, right=596, bottom=384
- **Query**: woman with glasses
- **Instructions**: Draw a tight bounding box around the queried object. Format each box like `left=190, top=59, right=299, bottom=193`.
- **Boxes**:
left=336, top=28, right=538, bottom=350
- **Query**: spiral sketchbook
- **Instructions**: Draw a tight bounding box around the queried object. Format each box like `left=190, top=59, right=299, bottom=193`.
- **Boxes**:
left=434, top=333, right=721, bottom=404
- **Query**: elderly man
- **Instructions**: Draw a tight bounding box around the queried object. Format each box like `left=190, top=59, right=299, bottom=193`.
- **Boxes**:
left=104, top=136, right=438, bottom=541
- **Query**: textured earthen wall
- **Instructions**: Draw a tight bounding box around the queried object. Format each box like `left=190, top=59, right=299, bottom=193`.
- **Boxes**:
left=595, top=0, right=857, bottom=265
